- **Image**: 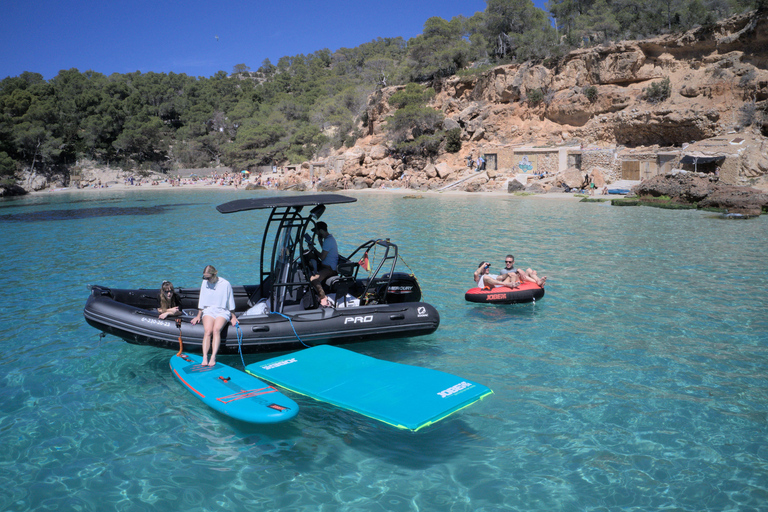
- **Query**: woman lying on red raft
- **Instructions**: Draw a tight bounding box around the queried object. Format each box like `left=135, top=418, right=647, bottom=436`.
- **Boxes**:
left=465, top=255, right=546, bottom=304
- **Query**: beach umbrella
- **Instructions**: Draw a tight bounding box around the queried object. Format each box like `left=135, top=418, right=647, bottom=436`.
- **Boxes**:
left=241, top=170, right=250, bottom=174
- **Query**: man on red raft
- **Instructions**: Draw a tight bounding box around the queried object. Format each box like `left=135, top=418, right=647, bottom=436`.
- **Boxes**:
left=499, top=254, right=546, bottom=287
left=473, top=261, right=519, bottom=290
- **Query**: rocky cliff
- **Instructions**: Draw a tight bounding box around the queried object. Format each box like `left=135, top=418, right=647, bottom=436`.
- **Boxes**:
left=320, top=10, right=768, bottom=192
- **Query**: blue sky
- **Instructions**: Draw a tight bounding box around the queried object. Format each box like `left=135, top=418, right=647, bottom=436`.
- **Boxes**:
left=1, top=0, right=549, bottom=81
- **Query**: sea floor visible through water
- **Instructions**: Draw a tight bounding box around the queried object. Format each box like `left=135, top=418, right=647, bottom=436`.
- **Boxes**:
left=1, top=189, right=767, bottom=511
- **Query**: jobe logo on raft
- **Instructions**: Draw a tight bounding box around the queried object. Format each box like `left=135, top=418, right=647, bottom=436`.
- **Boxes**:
left=262, top=358, right=297, bottom=370
left=437, top=381, right=472, bottom=398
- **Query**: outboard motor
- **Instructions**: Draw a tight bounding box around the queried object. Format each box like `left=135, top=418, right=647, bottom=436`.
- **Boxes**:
left=381, top=272, right=422, bottom=303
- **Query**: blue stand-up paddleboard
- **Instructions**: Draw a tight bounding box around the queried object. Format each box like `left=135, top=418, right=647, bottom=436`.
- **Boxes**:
left=170, top=353, right=298, bottom=424
left=246, top=345, right=493, bottom=431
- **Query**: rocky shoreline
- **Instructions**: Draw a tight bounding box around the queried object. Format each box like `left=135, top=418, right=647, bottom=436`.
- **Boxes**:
left=5, top=163, right=766, bottom=218
left=633, top=172, right=768, bottom=216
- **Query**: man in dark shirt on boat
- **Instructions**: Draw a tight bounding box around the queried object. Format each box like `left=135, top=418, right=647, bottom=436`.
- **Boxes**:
left=309, top=221, right=339, bottom=307
left=500, top=255, right=546, bottom=287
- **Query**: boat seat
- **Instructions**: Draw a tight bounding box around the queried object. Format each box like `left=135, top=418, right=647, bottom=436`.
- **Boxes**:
left=323, top=261, right=358, bottom=303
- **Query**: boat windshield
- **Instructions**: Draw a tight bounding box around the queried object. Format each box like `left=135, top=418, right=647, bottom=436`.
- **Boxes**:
left=267, top=213, right=308, bottom=313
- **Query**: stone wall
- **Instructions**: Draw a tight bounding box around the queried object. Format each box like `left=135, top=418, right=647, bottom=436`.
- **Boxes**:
left=720, top=155, right=742, bottom=185
left=536, top=152, right=560, bottom=175
left=493, top=148, right=562, bottom=174
left=582, top=149, right=621, bottom=181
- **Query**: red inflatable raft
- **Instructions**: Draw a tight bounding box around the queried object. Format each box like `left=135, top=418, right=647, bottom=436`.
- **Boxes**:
left=465, top=281, right=545, bottom=304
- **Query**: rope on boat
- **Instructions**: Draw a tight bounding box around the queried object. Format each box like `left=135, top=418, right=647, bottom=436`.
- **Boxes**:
left=236, top=323, right=246, bottom=369
left=175, top=318, right=183, bottom=356
left=270, top=311, right=311, bottom=348
left=395, top=253, right=424, bottom=300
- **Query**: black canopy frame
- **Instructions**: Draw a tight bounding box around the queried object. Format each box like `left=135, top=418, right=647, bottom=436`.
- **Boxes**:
left=216, top=194, right=405, bottom=312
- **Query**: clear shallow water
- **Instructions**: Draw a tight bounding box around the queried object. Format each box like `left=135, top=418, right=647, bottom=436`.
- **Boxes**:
left=1, top=189, right=767, bottom=511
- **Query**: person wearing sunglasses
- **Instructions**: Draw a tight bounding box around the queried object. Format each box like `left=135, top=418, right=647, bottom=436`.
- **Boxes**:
left=500, top=255, right=546, bottom=287
left=157, top=280, right=182, bottom=320
left=191, top=265, right=238, bottom=366
left=473, top=261, right=519, bottom=290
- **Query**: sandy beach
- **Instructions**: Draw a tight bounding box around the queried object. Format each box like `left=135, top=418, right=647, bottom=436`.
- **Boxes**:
left=35, top=179, right=592, bottom=201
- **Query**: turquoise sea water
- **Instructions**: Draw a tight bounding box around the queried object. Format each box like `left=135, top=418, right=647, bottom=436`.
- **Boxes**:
left=1, top=189, right=767, bottom=512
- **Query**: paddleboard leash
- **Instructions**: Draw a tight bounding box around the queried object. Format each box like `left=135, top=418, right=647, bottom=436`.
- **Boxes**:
left=175, top=317, right=183, bottom=356
left=236, top=323, right=246, bottom=369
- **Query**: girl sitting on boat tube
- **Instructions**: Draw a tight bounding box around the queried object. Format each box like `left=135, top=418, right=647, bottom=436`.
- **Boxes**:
left=191, top=265, right=238, bottom=367
left=473, top=261, right=519, bottom=290
left=158, top=280, right=182, bottom=319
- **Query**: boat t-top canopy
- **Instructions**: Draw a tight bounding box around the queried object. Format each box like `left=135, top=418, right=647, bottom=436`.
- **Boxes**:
left=214, top=194, right=359, bottom=313
left=216, top=194, right=357, bottom=214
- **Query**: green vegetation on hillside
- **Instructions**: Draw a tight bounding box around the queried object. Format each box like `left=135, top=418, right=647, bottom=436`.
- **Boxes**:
left=0, top=0, right=761, bottom=179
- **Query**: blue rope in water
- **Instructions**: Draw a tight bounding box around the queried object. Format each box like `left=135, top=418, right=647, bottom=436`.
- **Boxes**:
left=270, top=311, right=311, bottom=348
left=236, top=323, right=245, bottom=369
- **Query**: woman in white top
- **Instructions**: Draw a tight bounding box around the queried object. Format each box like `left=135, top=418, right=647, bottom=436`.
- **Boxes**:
left=191, top=265, right=238, bottom=366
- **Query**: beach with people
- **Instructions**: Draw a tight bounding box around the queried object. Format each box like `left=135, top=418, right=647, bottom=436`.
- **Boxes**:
left=33, top=165, right=593, bottom=201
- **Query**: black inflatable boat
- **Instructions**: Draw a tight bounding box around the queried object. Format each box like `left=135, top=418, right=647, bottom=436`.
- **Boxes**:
left=84, top=194, right=440, bottom=354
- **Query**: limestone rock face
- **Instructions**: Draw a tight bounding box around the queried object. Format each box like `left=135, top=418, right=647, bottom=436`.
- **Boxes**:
left=317, top=180, right=341, bottom=192
left=435, top=162, right=453, bottom=179
left=23, top=173, right=48, bottom=191
left=635, top=173, right=715, bottom=202
left=342, top=148, right=366, bottom=164
left=612, top=108, right=721, bottom=145
left=0, top=184, right=28, bottom=197
left=369, top=145, right=388, bottom=160
left=590, top=167, right=608, bottom=188
left=556, top=168, right=587, bottom=189
left=442, top=117, right=461, bottom=131
left=472, top=63, right=551, bottom=104
left=321, top=11, right=768, bottom=193
left=634, top=173, right=768, bottom=215
left=508, top=179, right=526, bottom=193
left=374, top=164, right=396, bottom=181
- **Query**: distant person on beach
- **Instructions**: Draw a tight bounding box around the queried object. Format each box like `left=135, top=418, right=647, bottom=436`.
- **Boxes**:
left=499, top=255, right=546, bottom=287
left=158, top=280, right=182, bottom=319
left=191, top=265, right=238, bottom=366
left=474, top=261, right=519, bottom=290
left=308, top=222, right=339, bottom=307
